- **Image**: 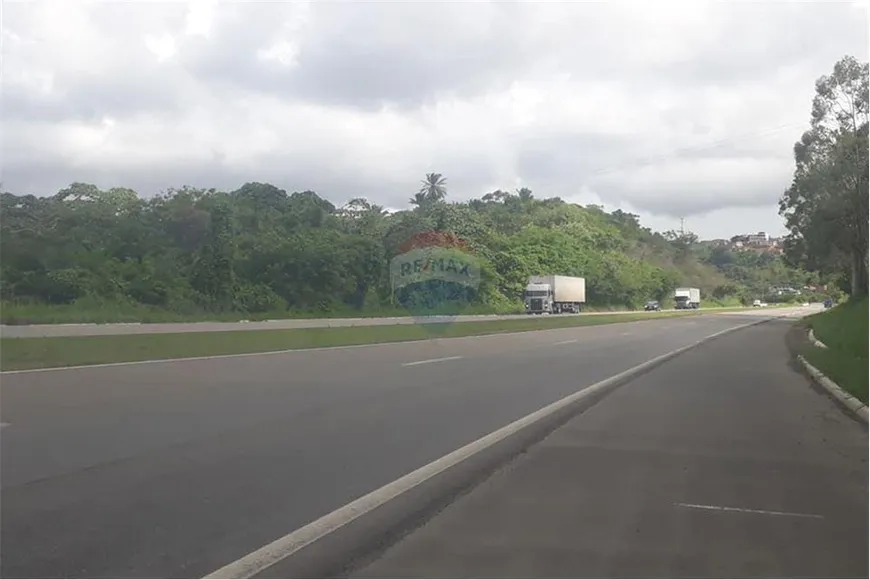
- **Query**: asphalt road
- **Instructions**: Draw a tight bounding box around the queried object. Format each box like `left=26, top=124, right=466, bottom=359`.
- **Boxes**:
left=0, top=306, right=760, bottom=338
left=0, top=308, right=835, bottom=578
left=354, top=315, right=868, bottom=578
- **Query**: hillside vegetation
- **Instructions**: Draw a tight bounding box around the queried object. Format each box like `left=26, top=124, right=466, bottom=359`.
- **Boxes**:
left=0, top=179, right=820, bottom=324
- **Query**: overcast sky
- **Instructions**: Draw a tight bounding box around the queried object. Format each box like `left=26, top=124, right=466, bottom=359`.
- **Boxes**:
left=2, top=0, right=867, bottom=239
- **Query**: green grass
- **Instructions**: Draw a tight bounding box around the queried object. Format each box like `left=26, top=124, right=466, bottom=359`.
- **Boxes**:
left=803, top=298, right=868, bottom=404
left=1, top=309, right=719, bottom=371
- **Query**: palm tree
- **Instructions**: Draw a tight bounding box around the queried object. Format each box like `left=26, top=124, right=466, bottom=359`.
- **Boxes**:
left=419, top=173, right=447, bottom=204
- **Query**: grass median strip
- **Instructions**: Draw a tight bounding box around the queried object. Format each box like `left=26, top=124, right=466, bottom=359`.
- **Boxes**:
left=1, top=310, right=713, bottom=371
left=802, top=298, right=868, bottom=404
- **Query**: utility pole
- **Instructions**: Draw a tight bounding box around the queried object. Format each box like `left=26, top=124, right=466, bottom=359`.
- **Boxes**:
left=679, top=217, right=685, bottom=236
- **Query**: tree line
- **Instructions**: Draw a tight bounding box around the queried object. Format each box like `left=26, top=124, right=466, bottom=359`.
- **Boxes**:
left=780, top=55, right=869, bottom=298
left=0, top=172, right=817, bottom=322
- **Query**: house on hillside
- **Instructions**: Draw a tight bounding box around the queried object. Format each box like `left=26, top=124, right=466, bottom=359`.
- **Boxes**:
left=725, top=232, right=783, bottom=253
left=746, top=231, right=770, bottom=246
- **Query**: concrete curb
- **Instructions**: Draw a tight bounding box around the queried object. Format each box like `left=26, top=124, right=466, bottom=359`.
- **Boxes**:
left=807, top=328, right=828, bottom=349
left=797, top=354, right=868, bottom=424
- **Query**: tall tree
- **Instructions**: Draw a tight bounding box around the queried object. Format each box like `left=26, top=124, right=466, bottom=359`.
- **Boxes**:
left=780, top=55, right=869, bottom=296
left=516, top=187, right=534, bottom=203
left=415, top=173, right=448, bottom=206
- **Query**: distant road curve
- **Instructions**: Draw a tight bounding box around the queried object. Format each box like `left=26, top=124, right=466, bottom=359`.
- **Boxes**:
left=0, top=306, right=787, bottom=338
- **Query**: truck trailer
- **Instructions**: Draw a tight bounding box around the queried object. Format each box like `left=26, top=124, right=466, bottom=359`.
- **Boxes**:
left=524, top=275, right=586, bottom=314
left=674, top=287, right=701, bottom=309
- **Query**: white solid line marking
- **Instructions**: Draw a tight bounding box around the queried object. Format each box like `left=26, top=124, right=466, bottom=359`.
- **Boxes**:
left=401, top=356, right=463, bottom=367
left=553, top=339, right=578, bottom=345
left=202, top=318, right=769, bottom=580
left=675, top=503, right=823, bottom=519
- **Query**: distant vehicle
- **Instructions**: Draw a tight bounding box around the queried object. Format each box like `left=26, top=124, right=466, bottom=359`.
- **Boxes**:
left=524, top=275, right=586, bottom=314
left=674, top=287, right=701, bottom=310
left=824, top=299, right=833, bottom=309
left=644, top=300, right=661, bottom=311
left=753, top=299, right=762, bottom=307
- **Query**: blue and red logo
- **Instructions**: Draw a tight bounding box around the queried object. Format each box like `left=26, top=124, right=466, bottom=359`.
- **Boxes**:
left=389, top=230, right=481, bottom=329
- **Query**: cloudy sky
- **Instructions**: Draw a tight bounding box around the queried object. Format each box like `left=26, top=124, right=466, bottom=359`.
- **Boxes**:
left=2, top=0, right=867, bottom=239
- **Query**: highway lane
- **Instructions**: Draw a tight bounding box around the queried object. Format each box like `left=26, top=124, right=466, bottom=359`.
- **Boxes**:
left=354, top=315, right=868, bottom=579
left=0, top=310, right=805, bottom=578
left=0, top=305, right=771, bottom=338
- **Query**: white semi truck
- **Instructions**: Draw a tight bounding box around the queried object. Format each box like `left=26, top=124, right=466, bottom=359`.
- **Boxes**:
left=674, top=287, right=701, bottom=309
left=524, top=275, right=586, bottom=314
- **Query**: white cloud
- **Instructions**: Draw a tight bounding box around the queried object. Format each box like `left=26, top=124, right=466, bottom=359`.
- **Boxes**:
left=184, top=0, right=216, bottom=37
left=144, top=32, right=177, bottom=62
left=1, top=0, right=867, bottom=238
left=256, top=40, right=300, bottom=68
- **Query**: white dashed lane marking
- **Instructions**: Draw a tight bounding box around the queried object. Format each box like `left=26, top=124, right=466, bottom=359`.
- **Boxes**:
left=401, top=356, right=463, bottom=367
left=675, top=503, right=823, bottom=519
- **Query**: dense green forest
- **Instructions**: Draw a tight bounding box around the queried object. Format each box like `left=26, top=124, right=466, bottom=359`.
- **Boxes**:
left=0, top=177, right=822, bottom=324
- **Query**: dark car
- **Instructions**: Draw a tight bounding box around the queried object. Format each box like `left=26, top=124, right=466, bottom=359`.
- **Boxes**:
left=823, top=298, right=833, bottom=309
left=644, top=300, right=661, bottom=311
